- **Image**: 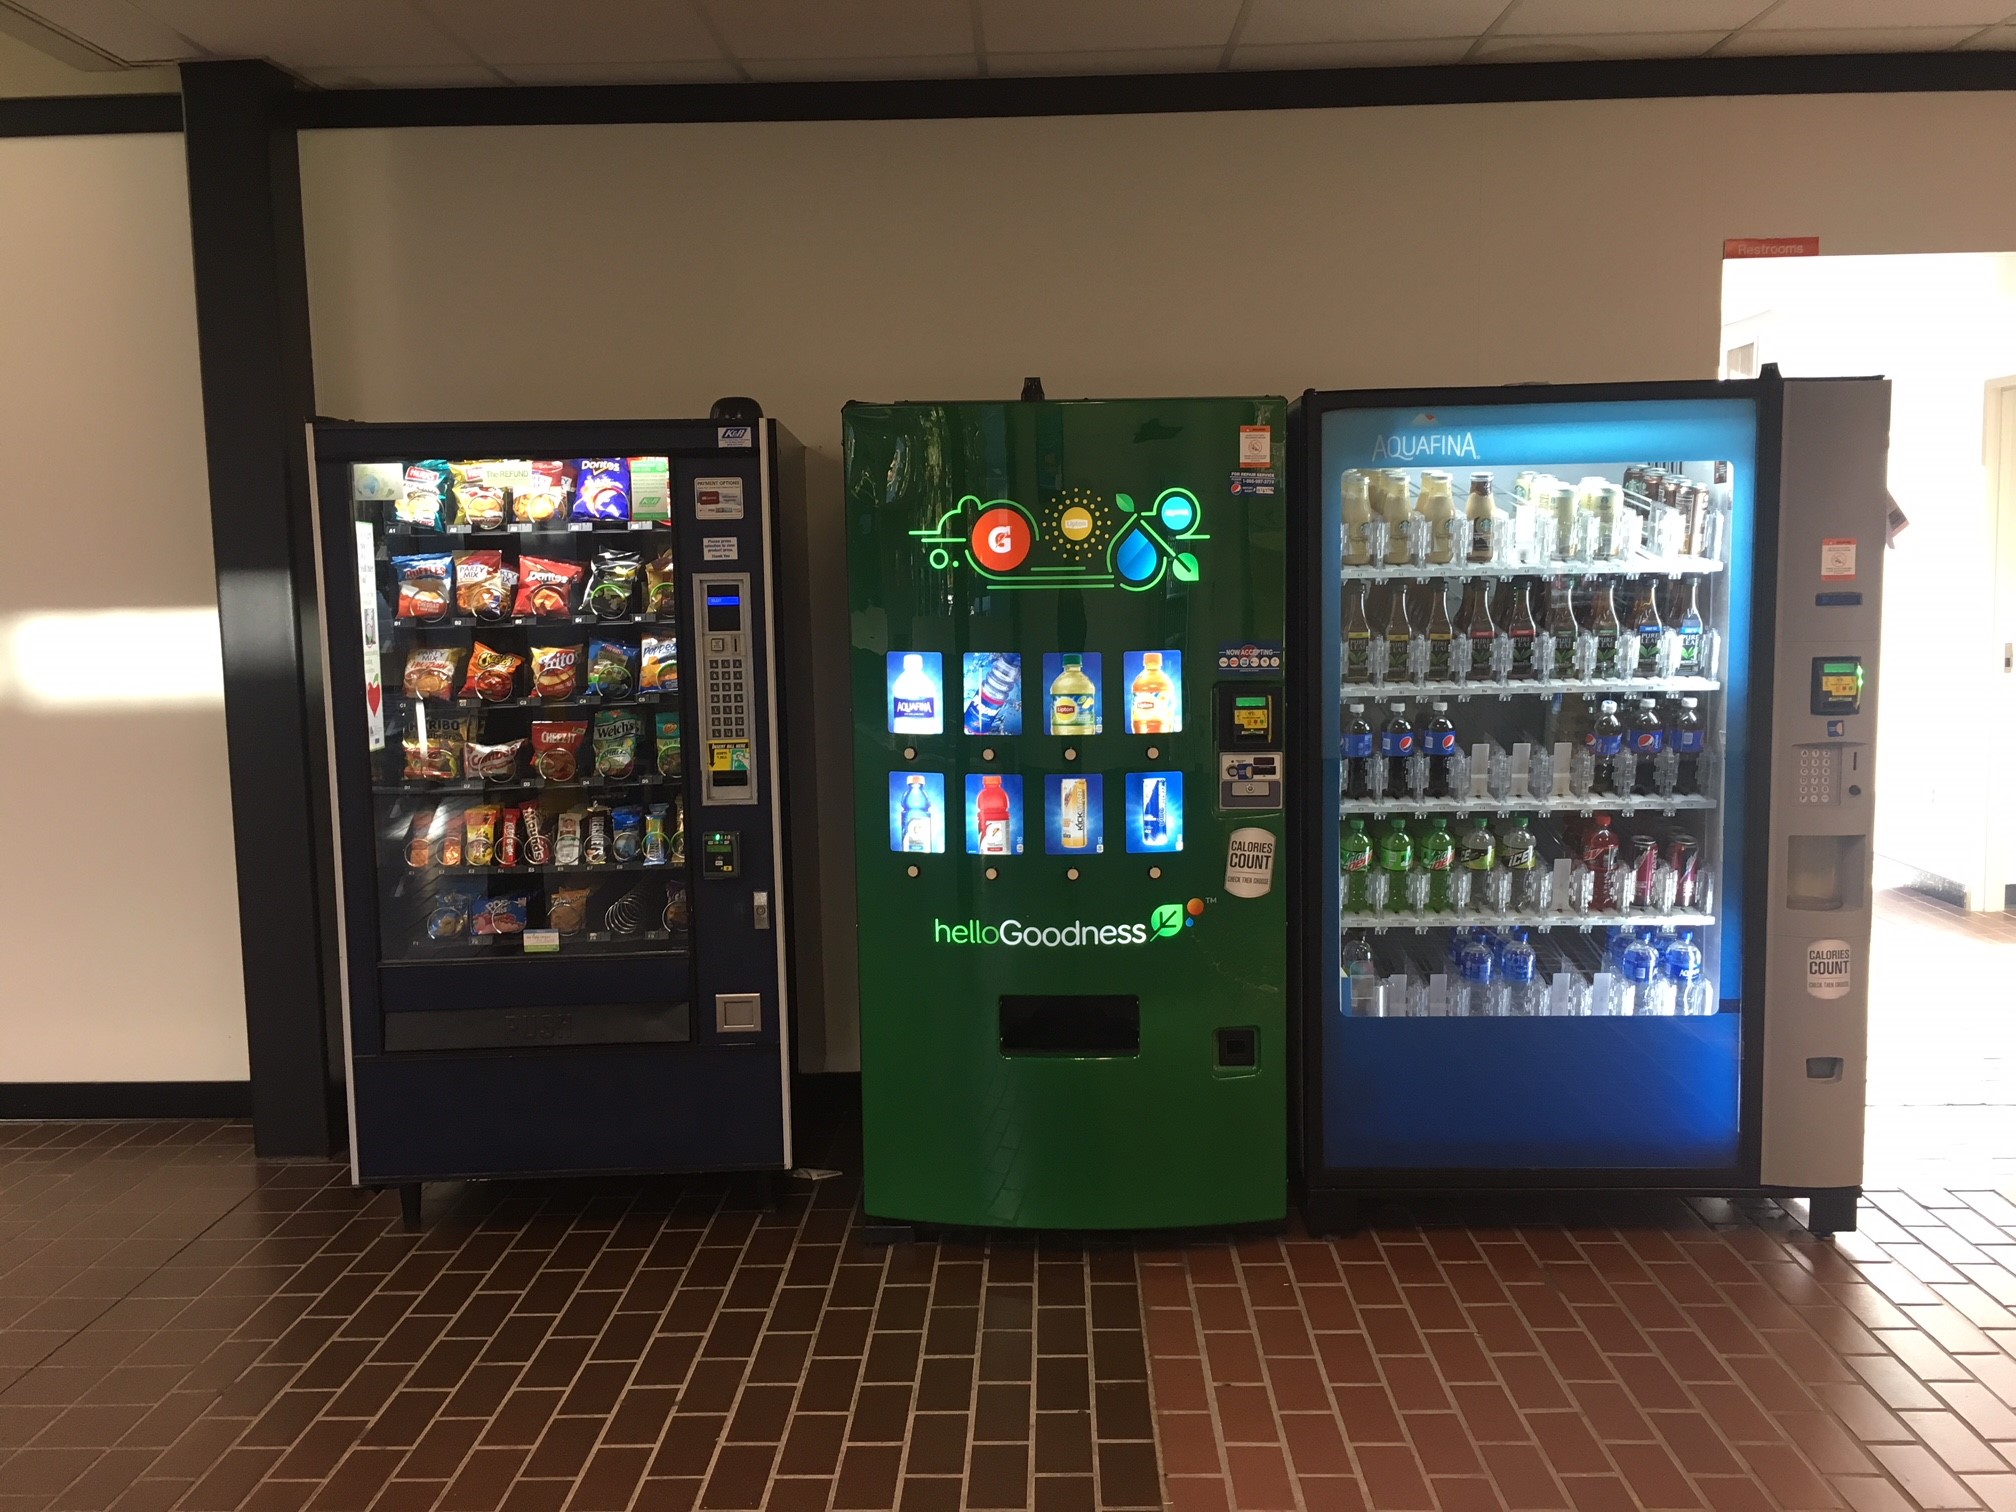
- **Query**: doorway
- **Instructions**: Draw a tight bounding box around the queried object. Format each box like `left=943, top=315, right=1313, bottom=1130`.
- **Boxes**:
left=1721, top=253, right=2016, bottom=1183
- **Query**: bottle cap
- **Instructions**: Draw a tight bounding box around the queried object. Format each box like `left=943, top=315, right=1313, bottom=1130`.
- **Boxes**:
left=1600, top=699, right=1618, bottom=712
left=1390, top=703, right=1404, bottom=712
left=1432, top=701, right=1449, bottom=711
left=1681, top=697, right=1697, bottom=707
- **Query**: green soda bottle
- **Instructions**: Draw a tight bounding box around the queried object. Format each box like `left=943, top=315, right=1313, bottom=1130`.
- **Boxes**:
left=1378, top=819, right=1413, bottom=890
left=1418, top=816, right=1456, bottom=912
left=1340, top=818, right=1374, bottom=912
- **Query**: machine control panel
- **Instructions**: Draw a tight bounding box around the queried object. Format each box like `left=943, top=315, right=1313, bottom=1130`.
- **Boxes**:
left=695, top=572, right=757, bottom=805
left=1215, top=682, right=1284, bottom=811
left=1810, top=656, right=1865, bottom=716
left=1793, top=744, right=1842, bottom=806
left=702, top=829, right=741, bottom=878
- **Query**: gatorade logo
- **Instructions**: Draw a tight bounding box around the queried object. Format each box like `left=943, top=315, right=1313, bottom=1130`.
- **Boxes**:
left=970, top=508, right=1031, bottom=572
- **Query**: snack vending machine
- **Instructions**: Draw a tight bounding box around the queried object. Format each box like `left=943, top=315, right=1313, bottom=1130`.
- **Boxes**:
left=1290, top=375, right=1888, bottom=1232
left=846, top=396, right=1290, bottom=1231
left=313, top=416, right=799, bottom=1212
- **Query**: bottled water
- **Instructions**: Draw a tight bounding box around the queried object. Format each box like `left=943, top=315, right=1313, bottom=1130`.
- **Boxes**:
left=1343, top=931, right=1383, bottom=1017
left=898, top=775, right=933, bottom=852
left=1457, top=934, right=1497, bottom=1016
left=1662, top=929, right=1709, bottom=1016
left=1619, top=931, right=1662, bottom=1015
left=1494, top=930, right=1544, bottom=1017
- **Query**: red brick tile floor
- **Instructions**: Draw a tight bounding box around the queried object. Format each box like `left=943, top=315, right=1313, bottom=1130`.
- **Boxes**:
left=4, top=888, right=2015, bottom=1511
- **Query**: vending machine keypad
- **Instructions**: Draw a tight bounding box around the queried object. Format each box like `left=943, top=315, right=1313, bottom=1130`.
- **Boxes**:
left=1794, top=744, right=1841, bottom=806
left=695, top=572, right=757, bottom=806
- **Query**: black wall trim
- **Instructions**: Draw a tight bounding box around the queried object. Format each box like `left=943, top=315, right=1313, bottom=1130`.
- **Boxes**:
left=294, top=51, right=2016, bottom=132
left=181, top=59, right=342, bottom=1160
left=0, top=1082, right=254, bottom=1120
left=0, top=92, right=180, bottom=137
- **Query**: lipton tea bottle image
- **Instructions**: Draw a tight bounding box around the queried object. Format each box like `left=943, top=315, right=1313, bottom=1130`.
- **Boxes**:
left=1060, top=777, right=1090, bottom=849
left=1129, top=653, right=1176, bottom=733
left=1049, top=654, right=1099, bottom=735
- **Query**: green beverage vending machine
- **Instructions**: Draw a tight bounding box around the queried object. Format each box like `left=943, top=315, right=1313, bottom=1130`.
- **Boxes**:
left=845, top=396, right=1289, bottom=1230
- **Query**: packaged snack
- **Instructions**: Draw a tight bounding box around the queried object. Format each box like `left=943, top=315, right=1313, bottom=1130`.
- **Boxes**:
left=497, top=807, right=521, bottom=867
left=529, top=644, right=580, bottom=700
left=461, top=642, right=524, bottom=703
left=571, top=458, right=631, bottom=521
left=511, top=459, right=571, bottom=523
left=555, top=808, right=585, bottom=868
left=354, top=462, right=403, bottom=507
left=464, top=806, right=498, bottom=867
left=401, top=645, right=464, bottom=702
left=583, top=550, right=641, bottom=620
left=669, top=795, right=687, bottom=866
left=399, top=461, right=452, bottom=530
left=437, top=805, right=465, bottom=867
left=603, top=884, right=646, bottom=934
left=642, top=805, right=668, bottom=866
left=639, top=635, right=678, bottom=695
left=450, top=462, right=507, bottom=530
left=513, top=556, right=585, bottom=620
left=630, top=456, right=671, bottom=522
left=405, top=811, right=437, bottom=868
left=548, top=887, right=590, bottom=934
left=465, top=738, right=525, bottom=784
left=521, top=806, right=552, bottom=865
left=426, top=884, right=482, bottom=940
left=591, top=707, right=641, bottom=781
left=452, top=551, right=512, bottom=620
left=393, top=553, right=454, bottom=621
left=643, top=548, right=678, bottom=617
left=530, top=720, right=587, bottom=782
left=663, top=883, right=690, bottom=931
left=612, top=805, right=643, bottom=863
left=654, top=711, right=682, bottom=777
left=586, top=640, right=637, bottom=700
left=402, top=731, right=461, bottom=782
left=473, top=894, right=529, bottom=936
left=584, top=805, right=612, bottom=866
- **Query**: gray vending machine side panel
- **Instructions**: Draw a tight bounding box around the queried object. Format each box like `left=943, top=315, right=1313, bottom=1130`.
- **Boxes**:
left=1760, top=377, right=1890, bottom=1193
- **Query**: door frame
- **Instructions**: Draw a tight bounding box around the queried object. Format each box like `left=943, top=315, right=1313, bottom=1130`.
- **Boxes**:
left=1984, top=375, right=2016, bottom=911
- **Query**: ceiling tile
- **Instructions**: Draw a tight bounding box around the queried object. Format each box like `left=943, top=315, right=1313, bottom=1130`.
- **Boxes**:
left=1231, top=36, right=1476, bottom=67
left=1959, top=22, right=2016, bottom=45
left=978, top=0, right=1240, bottom=53
left=133, top=0, right=475, bottom=67
left=12, top=0, right=198, bottom=62
left=1477, top=30, right=1726, bottom=59
left=1241, top=0, right=1512, bottom=46
left=297, top=63, right=508, bottom=87
left=422, top=0, right=721, bottom=66
left=497, top=59, right=744, bottom=84
left=989, top=46, right=1225, bottom=75
left=703, top=0, right=974, bottom=60
left=740, top=52, right=981, bottom=79
left=1496, top=0, right=1769, bottom=36
left=1753, top=0, right=2014, bottom=27
left=1717, top=24, right=1981, bottom=52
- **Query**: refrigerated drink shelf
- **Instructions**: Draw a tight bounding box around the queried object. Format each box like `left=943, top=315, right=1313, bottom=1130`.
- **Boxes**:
left=1341, top=795, right=1715, bottom=817
left=1338, top=555, right=1724, bottom=581
left=1343, top=676, right=1720, bottom=699
left=1346, top=909, right=1715, bottom=932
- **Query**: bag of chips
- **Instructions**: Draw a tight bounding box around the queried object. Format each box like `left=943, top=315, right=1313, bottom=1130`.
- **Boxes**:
left=643, top=548, right=678, bottom=617
left=642, top=804, right=669, bottom=866
left=405, top=810, right=439, bottom=868
left=450, top=462, right=507, bottom=530
left=461, top=642, right=524, bottom=703
left=663, top=882, right=691, bottom=931
left=465, top=738, right=524, bottom=784
left=513, top=557, right=585, bottom=620
left=511, top=459, right=571, bottom=524
left=393, top=553, right=454, bottom=621
left=463, top=807, right=498, bottom=867
left=402, top=731, right=461, bottom=782
left=639, top=636, right=677, bottom=695
left=528, top=644, right=580, bottom=701
left=571, top=458, right=631, bottom=521
left=591, top=708, right=641, bottom=782
left=402, top=645, right=463, bottom=702
left=583, top=550, right=641, bottom=620
left=612, top=805, right=643, bottom=863
left=548, top=887, right=590, bottom=934
left=453, top=551, right=513, bottom=620
left=586, top=640, right=637, bottom=699
left=654, top=711, right=682, bottom=777
left=399, top=461, right=452, bottom=530
left=436, top=804, right=465, bottom=866
left=473, top=895, right=529, bottom=936
left=554, top=808, right=586, bottom=867
left=530, top=720, right=587, bottom=782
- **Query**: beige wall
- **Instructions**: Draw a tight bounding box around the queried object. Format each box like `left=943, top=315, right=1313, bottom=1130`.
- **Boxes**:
left=0, top=133, right=247, bottom=1083
left=298, top=89, right=2016, bottom=1070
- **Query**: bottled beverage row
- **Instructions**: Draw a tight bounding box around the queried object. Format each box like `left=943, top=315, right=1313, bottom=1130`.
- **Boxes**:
left=1342, top=465, right=1726, bottom=570
left=890, top=771, right=1181, bottom=856
left=888, top=650, right=1182, bottom=738
left=1341, top=925, right=1714, bottom=1018
left=1340, top=813, right=1708, bottom=920
left=1344, top=698, right=1712, bottom=803
left=1343, top=575, right=1711, bottom=685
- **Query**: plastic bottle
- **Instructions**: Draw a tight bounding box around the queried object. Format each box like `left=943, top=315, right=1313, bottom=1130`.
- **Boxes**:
left=1620, top=931, right=1663, bottom=1015
left=1583, top=811, right=1621, bottom=909
left=1129, top=652, right=1177, bottom=733
left=1458, top=814, right=1497, bottom=874
left=1049, top=654, right=1099, bottom=735
left=899, top=775, right=933, bottom=852
left=1423, top=701, right=1459, bottom=798
left=891, top=653, right=940, bottom=734
left=965, top=654, right=1020, bottom=735
left=1500, top=815, right=1537, bottom=873
left=1673, top=578, right=1705, bottom=673
left=1341, top=817, right=1374, bottom=911
left=1343, top=702, right=1375, bottom=800
left=1629, top=577, right=1665, bottom=677
left=976, top=774, right=1011, bottom=854
left=1457, top=933, right=1498, bottom=1016
left=1662, top=929, right=1709, bottom=1016
left=1378, top=818, right=1413, bottom=897
left=1628, top=698, right=1665, bottom=795
left=1342, top=931, right=1381, bottom=1016
left=1343, top=580, right=1373, bottom=684
left=1495, top=929, right=1543, bottom=1016
left=1589, top=699, right=1625, bottom=794
left=1379, top=703, right=1415, bottom=795
left=1418, top=817, right=1456, bottom=912
left=1671, top=697, right=1705, bottom=794
left=1341, top=470, right=1373, bottom=566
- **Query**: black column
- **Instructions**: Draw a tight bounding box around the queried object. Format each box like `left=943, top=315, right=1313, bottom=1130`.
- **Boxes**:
left=180, top=60, right=340, bottom=1157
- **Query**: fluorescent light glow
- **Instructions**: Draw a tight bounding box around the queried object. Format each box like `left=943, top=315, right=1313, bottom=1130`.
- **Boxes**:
left=2, top=608, right=224, bottom=707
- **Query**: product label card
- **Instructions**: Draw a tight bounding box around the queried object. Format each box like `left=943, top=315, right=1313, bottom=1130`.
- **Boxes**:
left=1806, top=938, right=1852, bottom=999
left=1217, top=641, right=1284, bottom=674
left=1821, top=538, right=1857, bottom=580
left=717, top=425, right=753, bottom=448
left=1224, top=827, right=1276, bottom=897
left=702, top=536, right=738, bottom=562
left=1238, top=425, right=1272, bottom=468
left=1229, top=471, right=1277, bottom=495
left=694, top=477, right=745, bottom=519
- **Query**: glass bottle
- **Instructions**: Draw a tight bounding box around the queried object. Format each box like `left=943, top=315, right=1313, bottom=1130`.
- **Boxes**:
left=1545, top=575, right=1581, bottom=680
left=1455, top=577, right=1496, bottom=648
left=1672, top=577, right=1705, bottom=673
left=1500, top=579, right=1539, bottom=679
left=1588, top=578, right=1622, bottom=673
left=1342, top=579, right=1372, bottom=684
left=1421, top=582, right=1455, bottom=681
left=1382, top=582, right=1414, bottom=675
left=1629, top=577, right=1665, bottom=677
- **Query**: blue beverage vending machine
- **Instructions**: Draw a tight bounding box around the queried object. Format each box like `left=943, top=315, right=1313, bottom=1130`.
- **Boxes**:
left=1290, top=374, right=1889, bottom=1231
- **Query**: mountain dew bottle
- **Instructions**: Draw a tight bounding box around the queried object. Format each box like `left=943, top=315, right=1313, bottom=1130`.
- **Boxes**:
left=1418, top=817, right=1456, bottom=912
left=1340, top=818, right=1373, bottom=912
